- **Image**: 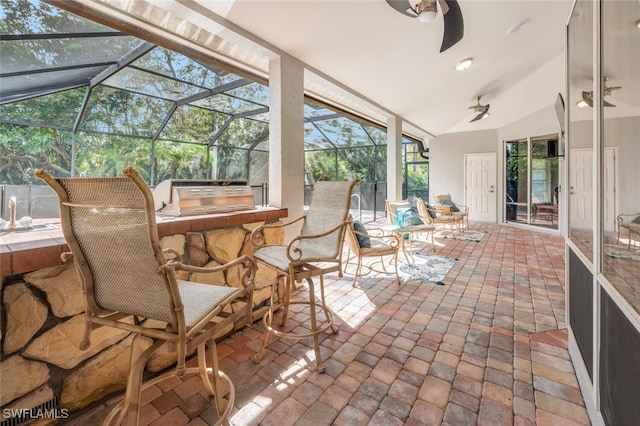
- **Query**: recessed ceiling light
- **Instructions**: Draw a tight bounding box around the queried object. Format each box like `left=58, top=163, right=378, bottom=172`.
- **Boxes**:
left=455, top=58, right=473, bottom=71
left=507, top=18, right=532, bottom=34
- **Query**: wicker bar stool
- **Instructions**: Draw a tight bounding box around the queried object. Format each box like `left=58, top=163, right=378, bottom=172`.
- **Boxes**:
left=36, top=167, right=254, bottom=426
left=250, top=180, right=357, bottom=372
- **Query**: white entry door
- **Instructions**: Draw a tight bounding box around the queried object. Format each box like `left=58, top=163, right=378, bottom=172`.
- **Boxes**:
left=569, top=148, right=616, bottom=232
left=569, top=149, right=593, bottom=230
left=465, top=153, right=497, bottom=222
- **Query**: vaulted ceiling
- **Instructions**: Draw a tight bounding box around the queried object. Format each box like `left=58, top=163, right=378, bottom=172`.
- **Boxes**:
left=208, top=0, right=573, bottom=136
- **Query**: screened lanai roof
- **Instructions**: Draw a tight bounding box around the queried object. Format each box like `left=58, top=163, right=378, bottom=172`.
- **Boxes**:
left=0, top=0, right=394, bottom=154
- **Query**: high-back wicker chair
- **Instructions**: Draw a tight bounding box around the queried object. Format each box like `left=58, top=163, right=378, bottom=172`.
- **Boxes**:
left=414, top=196, right=462, bottom=237
left=36, top=167, right=254, bottom=426
left=250, top=179, right=358, bottom=372
left=433, top=193, right=469, bottom=230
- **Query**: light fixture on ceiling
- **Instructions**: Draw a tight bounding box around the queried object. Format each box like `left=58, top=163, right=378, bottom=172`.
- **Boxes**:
left=469, top=96, right=490, bottom=122
left=578, top=78, right=621, bottom=108
left=385, top=0, right=464, bottom=52
left=507, top=18, right=532, bottom=34
left=455, top=57, right=473, bottom=71
left=576, top=99, right=589, bottom=108
left=636, top=19, right=640, bottom=29
left=415, top=0, right=437, bottom=22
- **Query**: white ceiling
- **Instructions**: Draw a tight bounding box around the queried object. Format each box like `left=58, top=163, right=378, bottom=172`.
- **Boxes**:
left=194, top=0, right=574, bottom=137
left=84, top=0, right=576, bottom=137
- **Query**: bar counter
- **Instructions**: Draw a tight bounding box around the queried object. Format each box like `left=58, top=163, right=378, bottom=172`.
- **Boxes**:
left=0, top=206, right=288, bottom=277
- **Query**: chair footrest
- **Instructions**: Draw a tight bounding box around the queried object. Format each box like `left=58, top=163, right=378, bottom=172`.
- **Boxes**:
left=105, top=366, right=235, bottom=425
left=262, top=300, right=335, bottom=339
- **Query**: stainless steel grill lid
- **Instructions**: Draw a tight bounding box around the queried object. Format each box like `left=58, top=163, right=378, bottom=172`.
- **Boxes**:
left=153, top=180, right=255, bottom=216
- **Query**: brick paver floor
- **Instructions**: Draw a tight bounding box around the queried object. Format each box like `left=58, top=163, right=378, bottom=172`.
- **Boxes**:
left=68, top=222, right=590, bottom=425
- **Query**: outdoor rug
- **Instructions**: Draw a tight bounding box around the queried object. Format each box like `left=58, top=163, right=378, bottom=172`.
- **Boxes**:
left=604, top=244, right=640, bottom=261
left=399, top=254, right=456, bottom=285
left=444, top=230, right=486, bottom=242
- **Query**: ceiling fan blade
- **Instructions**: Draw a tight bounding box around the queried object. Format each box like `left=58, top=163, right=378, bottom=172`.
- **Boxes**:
left=437, top=0, right=449, bottom=15
left=603, top=99, right=616, bottom=107
left=603, top=86, right=622, bottom=96
left=470, top=112, right=484, bottom=122
left=470, top=105, right=489, bottom=122
left=440, top=0, right=464, bottom=52
left=385, top=0, right=416, bottom=18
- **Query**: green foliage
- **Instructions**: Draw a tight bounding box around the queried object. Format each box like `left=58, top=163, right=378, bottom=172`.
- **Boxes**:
left=154, top=141, right=208, bottom=181
left=407, top=163, right=429, bottom=191
left=0, top=88, right=85, bottom=127
left=0, top=123, right=71, bottom=184
left=305, top=150, right=336, bottom=183
left=74, top=133, right=151, bottom=180
left=159, top=105, right=220, bottom=143
left=215, top=146, right=248, bottom=179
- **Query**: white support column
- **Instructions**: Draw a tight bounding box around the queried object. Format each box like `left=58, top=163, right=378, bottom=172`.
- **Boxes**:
left=387, top=115, right=403, bottom=201
left=269, top=55, right=305, bottom=241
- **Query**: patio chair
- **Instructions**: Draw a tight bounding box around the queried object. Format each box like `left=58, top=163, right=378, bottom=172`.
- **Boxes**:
left=344, top=215, right=401, bottom=287
left=35, top=167, right=255, bottom=426
left=385, top=200, right=436, bottom=262
left=414, top=196, right=462, bottom=236
left=433, top=193, right=470, bottom=230
left=250, top=179, right=358, bottom=372
left=617, top=212, right=640, bottom=248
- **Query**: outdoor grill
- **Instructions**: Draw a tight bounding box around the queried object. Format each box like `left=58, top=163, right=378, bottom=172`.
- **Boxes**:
left=152, top=179, right=255, bottom=216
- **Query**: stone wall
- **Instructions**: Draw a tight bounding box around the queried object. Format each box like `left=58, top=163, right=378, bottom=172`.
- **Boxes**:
left=0, top=220, right=283, bottom=419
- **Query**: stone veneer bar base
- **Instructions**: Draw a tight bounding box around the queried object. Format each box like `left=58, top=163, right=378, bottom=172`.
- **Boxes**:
left=0, top=208, right=287, bottom=418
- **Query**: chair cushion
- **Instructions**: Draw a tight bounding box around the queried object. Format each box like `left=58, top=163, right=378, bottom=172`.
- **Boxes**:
left=360, top=243, right=397, bottom=256
left=396, top=207, right=424, bottom=228
left=353, top=221, right=371, bottom=248
left=426, top=204, right=438, bottom=219
left=254, top=244, right=329, bottom=271
left=626, top=222, right=640, bottom=232
left=178, top=280, right=241, bottom=328
left=389, top=202, right=411, bottom=221
left=434, top=194, right=452, bottom=203
left=439, top=200, right=460, bottom=212
left=632, top=215, right=640, bottom=224
left=254, top=246, right=295, bottom=271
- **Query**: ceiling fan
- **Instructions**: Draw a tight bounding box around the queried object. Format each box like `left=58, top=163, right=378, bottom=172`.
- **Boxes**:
left=580, top=79, right=621, bottom=107
left=468, top=96, right=490, bottom=122
left=385, top=0, right=464, bottom=52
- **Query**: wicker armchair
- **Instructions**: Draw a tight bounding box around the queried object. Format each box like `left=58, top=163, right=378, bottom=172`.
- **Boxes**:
left=414, top=196, right=461, bottom=236
left=617, top=212, right=640, bottom=248
left=433, top=193, right=469, bottom=230
left=250, top=179, right=358, bottom=372
left=385, top=200, right=436, bottom=262
left=36, top=167, right=255, bottom=426
left=344, top=215, right=400, bottom=287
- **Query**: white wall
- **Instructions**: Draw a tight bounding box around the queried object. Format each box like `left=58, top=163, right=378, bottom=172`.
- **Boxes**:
left=498, top=104, right=561, bottom=143
left=604, top=116, right=640, bottom=215
left=566, top=116, right=639, bottom=216
left=431, top=104, right=565, bottom=224
left=429, top=129, right=498, bottom=204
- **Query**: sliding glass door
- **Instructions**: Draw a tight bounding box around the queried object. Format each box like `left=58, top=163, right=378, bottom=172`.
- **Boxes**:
left=505, top=135, right=559, bottom=229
